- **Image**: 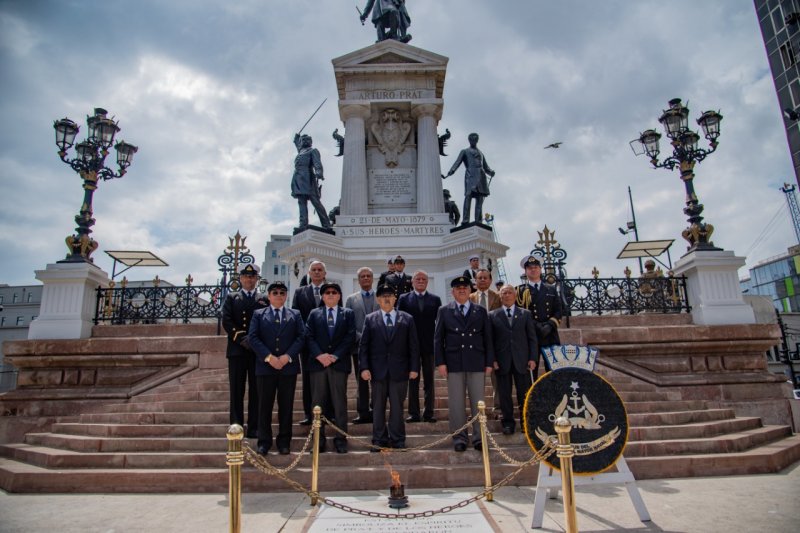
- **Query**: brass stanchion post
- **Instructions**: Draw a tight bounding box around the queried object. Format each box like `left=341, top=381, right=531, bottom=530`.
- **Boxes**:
left=477, top=400, right=493, bottom=502
left=555, top=416, right=578, bottom=533
left=226, top=424, right=244, bottom=533
left=310, top=405, right=322, bottom=506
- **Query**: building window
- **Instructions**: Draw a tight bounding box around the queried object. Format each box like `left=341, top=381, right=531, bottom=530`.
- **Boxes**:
left=16, top=316, right=24, bottom=326
left=12, top=293, right=18, bottom=303
left=26, top=292, right=33, bottom=302
left=271, top=250, right=277, bottom=258
left=781, top=41, right=796, bottom=69
left=31, top=316, right=36, bottom=322
left=274, top=265, right=279, bottom=276
left=281, top=265, right=286, bottom=276
left=0, top=317, right=5, bottom=327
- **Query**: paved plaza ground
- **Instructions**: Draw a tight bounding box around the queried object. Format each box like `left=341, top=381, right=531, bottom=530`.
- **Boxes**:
left=1, top=463, right=799, bottom=532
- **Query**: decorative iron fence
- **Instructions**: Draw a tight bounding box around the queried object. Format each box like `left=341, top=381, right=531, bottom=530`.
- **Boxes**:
left=94, top=281, right=222, bottom=325
left=561, top=275, right=689, bottom=315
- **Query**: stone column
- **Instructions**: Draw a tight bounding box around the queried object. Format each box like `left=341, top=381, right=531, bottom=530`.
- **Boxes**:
left=672, top=249, right=755, bottom=325
left=412, top=104, right=444, bottom=214
left=339, top=104, right=371, bottom=216
left=28, top=262, right=110, bottom=339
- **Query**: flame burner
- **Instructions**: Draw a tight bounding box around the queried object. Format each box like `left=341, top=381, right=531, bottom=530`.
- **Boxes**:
left=388, top=484, right=408, bottom=509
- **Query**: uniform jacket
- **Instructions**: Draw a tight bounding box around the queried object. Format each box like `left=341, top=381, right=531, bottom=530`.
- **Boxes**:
left=448, top=147, right=494, bottom=197
left=469, top=288, right=502, bottom=311
left=433, top=301, right=495, bottom=372
left=345, top=290, right=380, bottom=346
left=384, top=271, right=413, bottom=298
left=490, top=306, right=539, bottom=374
left=248, top=307, right=304, bottom=376
left=515, top=282, right=562, bottom=346
left=363, top=0, right=411, bottom=26
left=222, top=290, right=267, bottom=358
left=359, top=310, right=420, bottom=382
left=290, top=135, right=323, bottom=198
left=397, top=290, right=442, bottom=355
left=305, top=306, right=357, bottom=374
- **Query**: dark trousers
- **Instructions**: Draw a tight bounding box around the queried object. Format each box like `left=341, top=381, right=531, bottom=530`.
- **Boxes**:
left=496, top=369, right=533, bottom=431
left=408, top=351, right=434, bottom=418
left=371, top=379, right=408, bottom=447
left=297, top=195, right=331, bottom=228
left=256, top=373, right=297, bottom=450
left=300, top=351, right=312, bottom=420
left=351, top=351, right=371, bottom=418
left=228, top=355, right=258, bottom=433
left=310, top=368, right=348, bottom=445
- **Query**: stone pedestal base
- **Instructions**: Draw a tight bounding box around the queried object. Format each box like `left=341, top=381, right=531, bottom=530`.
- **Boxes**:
left=280, top=213, right=508, bottom=298
left=673, top=250, right=755, bottom=326
left=27, top=262, right=109, bottom=340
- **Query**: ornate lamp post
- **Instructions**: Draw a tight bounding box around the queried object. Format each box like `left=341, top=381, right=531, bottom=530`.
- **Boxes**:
left=53, top=108, right=138, bottom=263
left=630, top=98, right=722, bottom=253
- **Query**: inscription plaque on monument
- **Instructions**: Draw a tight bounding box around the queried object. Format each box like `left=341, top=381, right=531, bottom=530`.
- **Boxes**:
left=369, top=168, right=416, bottom=205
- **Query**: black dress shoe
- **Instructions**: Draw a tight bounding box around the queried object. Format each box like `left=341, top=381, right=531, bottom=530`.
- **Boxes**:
left=352, top=415, right=372, bottom=425
left=335, top=443, right=348, bottom=454
left=423, top=416, right=437, bottom=423
left=257, top=445, right=270, bottom=456
left=299, top=418, right=312, bottom=426
left=473, top=442, right=483, bottom=452
left=454, top=442, right=467, bottom=452
left=502, top=426, right=514, bottom=435
left=392, top=443, right=406, bottom=450
left=405, top=415, right=421, bottom=423
left=278, top=447, right=290, bottom=455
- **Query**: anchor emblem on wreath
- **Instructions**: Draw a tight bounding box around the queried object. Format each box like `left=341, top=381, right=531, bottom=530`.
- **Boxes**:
left=547, top=381, right=606, bottom=430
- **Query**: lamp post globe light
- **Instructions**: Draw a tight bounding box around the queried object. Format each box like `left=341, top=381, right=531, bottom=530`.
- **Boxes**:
left=630, top=98, right=723, bottom=253
left=53, top=108, right=138, bottom=263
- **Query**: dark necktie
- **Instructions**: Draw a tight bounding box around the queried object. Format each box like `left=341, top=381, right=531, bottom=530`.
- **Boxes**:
left=506, top=308, right=513, bottom=326
left=245, top=291, right=253, bottom=301
left=531, top=283, right=539, bottom=299
left=417, top=292, right=424, bottom=312
left=314, top=286, right=321, bottom=306
left=274, top=308, right=282, bottom=325
left=459, top=304, right=466, bottom=317
left=363, top=291, right=373, bottom=311
left=385, top=313, right=393, bottom=327
left=327, top=308, right=335, bottom=336
left=480, top=292, right=487, bottom=309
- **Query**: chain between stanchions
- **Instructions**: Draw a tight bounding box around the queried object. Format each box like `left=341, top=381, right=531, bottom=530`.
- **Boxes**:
left=242, top=427, right=314, bottom=475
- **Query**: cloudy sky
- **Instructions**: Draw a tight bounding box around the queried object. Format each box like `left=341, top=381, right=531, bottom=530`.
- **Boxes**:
left=0, top=0, right=795, bottom=287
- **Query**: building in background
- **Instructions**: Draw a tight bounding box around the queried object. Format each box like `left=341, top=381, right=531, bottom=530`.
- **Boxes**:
left=261, top=234, right=291, bottom=286
left=0, top=284, right=42, bottom=391
left=740, top=245, right=800, bottom=312
left=755, top=0, right=800, bottom=185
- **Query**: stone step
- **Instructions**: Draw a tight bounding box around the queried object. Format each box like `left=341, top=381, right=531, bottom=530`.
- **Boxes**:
left=78, top=411, right=230, bottom=425
left=0, top=457, right=536, bottom=493
left=629, top=417, right=763, bottom=441
left=623, top=400, right=708, bottom=414
left=624, top=426, right=791, bottom=457
left=628, top=408, right=736, bottom=427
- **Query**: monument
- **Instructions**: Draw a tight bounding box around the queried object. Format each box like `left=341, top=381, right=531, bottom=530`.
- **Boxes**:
left=280, top=38, right=508, bottom=297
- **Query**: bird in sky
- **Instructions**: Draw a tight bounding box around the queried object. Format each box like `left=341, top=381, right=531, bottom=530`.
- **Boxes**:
left=544, top=142, right=563, bottom=149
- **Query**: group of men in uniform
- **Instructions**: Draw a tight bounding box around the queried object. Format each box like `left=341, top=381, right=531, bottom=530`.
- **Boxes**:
left=221, top=253, right=562, bottom=455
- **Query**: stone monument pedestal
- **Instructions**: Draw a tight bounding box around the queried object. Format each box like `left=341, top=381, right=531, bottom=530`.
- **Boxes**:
left=27, top=262, right=109, bottom=340
left=672, top=249, right=755, bottom=325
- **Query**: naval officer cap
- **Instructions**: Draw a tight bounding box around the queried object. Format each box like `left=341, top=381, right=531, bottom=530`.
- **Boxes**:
left=267, top=280, right=287, bottom=292
left=387, top=256, right=395, bottom=264
left=239, top=263, right=260, bottom=276
left=468, top=254, right=480, bottom=261
left=520, top=255, right=542, bottom=268
left=319, top=282, right=342, bottom=295
left=376, top=284, right=395, bottom=296
left=451, top=275, right=472, bottom=288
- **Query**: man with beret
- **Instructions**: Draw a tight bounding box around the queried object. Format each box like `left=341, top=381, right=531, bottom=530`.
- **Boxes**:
left=359, top=284, right=420, bottom=450
left=434, top=276, right=494, bottom=452
left=515, top=256, right=562, bottom=352
left=305, top=282, right=357, bottom=453
left=248, top=281, right=304, bottom=456
left=221, top=263, right=267, bottom=438
left=384, top=255, right=413, bottom=299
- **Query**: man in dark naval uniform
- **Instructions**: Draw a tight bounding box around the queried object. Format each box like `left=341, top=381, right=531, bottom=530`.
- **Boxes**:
left=291, top=133, right=332, bottom=230
left=221, top=263, right=267, bottom=438
left=385, top=255, right=413, bottom=299
left=515, top=256, right=562, bottom=352
left=360, top=0, right=412, bottom=43
left=444, top=133, right=496, bottom=225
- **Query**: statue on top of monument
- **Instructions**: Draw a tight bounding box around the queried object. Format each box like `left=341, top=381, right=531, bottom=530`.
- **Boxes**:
left=359, top=0, right=412, bottom=44
left=291, top=133, right=332, bottom=231
left=443, top=133, right=496, bottom=226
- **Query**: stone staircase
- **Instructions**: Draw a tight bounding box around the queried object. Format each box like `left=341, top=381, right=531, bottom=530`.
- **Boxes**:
left=2, top=359, right=799, bottom=493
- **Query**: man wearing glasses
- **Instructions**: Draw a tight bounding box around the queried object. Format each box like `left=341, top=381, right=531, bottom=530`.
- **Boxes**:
left=248, top=281, right=304, bottom=456
left=305, top=282, right=356, bottom=454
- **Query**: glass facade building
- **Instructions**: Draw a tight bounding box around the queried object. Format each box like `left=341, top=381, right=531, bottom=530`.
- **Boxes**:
left=740, top=246, right=800, bottom=311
